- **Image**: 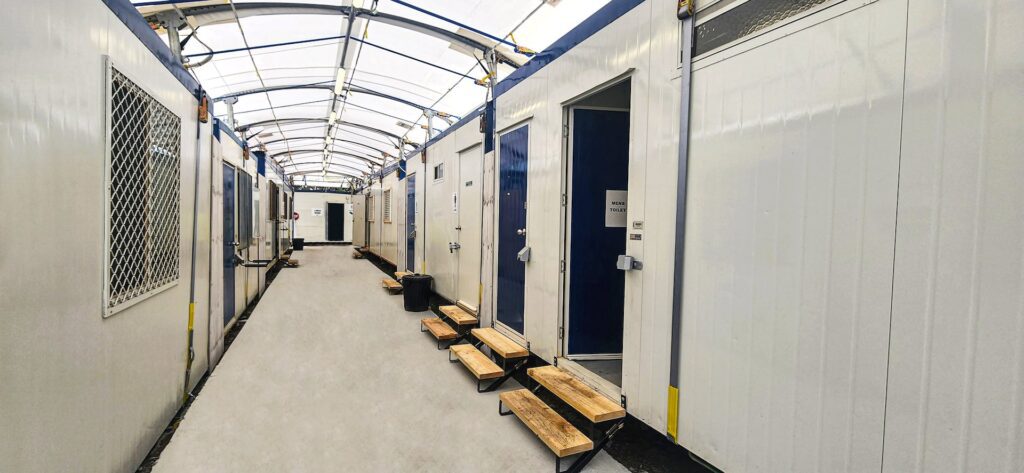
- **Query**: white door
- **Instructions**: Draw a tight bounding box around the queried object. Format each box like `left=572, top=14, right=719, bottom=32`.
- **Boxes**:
left=456, top=144, right=483, bottom=308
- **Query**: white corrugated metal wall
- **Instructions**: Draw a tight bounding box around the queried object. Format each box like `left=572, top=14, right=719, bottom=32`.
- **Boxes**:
left=679, top=0, right=907, bottom=471
left=0, top=2, right=208, bottom=471
left=882, top=0, right=1024, bottom=471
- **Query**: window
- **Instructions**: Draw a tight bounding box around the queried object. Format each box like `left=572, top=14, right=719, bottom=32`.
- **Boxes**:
left=433, top=163, right=445, bottom=181
left=104, top=66, right=182, bottom=315
left=383, top=189, right=392, bottom=223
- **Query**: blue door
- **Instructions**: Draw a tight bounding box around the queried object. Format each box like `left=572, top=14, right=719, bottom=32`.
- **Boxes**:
left=567, top=109, right=630, bottom=355
left=406, top=173, right=416, bottom=271
left=496, top=125, right=529, bottom=335
left=222, top=164, right=236, bottom=326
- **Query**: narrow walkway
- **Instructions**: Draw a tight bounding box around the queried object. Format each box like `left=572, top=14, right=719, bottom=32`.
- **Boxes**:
left=153, top=246, right=629, bottom=472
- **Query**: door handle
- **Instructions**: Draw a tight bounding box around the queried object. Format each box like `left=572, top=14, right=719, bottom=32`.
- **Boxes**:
left=616, top=255, right=643, bottom=271
left=449, top=242, right=461, bottom=253
left=516, top=228, right=527, bottom=236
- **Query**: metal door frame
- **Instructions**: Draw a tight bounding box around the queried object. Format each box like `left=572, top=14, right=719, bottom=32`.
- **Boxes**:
left=559, top=105, right=630, bottom=362
left=492, top=120, right=531, bottom=345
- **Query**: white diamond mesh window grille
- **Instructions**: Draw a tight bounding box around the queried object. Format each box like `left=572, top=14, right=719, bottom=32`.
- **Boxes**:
left=106, top=67, right=182, bottom=312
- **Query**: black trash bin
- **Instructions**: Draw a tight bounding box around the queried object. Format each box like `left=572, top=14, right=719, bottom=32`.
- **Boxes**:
left=293, top=238, right=304, bottom=251
left=402, top=274, right=432, bottom=312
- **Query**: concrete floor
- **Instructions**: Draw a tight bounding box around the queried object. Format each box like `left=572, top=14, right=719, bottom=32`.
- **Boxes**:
left=575, top=360, right=623, bottom=387
left=153, top=246, right=629, bottom=473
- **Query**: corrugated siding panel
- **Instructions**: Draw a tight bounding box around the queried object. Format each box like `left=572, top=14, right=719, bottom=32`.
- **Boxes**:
left=882, top=0, right=1024, bottom=471
left=679, top=0, right=908, bottom=471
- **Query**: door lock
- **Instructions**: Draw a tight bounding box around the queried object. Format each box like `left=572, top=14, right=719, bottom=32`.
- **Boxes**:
left=517, top=246, right=532, bottom=262
left=449, top=242, right=461, bottom=253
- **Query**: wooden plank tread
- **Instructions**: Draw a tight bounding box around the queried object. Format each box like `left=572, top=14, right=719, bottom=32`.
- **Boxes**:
left=499, top=389, right=593, bottom=458
left=471, top=327, right=528, bottom=359
left=395, top=271, right=414, bottom=279
left=455, top=300, right=478, bottom=315
left=421, top=318, right=457, bottom=340
left=439, top=305, right=478, bottom=325
left=450, top=344, right=503, bottom=380
left=528, top=366, right=625, bottom=423
left=382, top=279, right=402, bottom=290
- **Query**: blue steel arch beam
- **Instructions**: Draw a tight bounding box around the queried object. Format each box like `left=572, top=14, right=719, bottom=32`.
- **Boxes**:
left=269, top=149, right=381, bottom=167
left=289, top=170, right=364, bottom=182
left=236, top=118, right=419, bottom=148
left=145, top=3, right=525, bottom=67
left=259, top=136, right=393, bottom=159
left=253, top=124, right=399, bottom=150
left=287, top=162, right=369, bottom=176
left=214, top=82, right=442, bottom=115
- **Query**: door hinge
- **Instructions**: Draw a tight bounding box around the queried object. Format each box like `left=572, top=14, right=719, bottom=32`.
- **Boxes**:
left=621, top=394, right=628, bottom=408
left=559, top=260, right=565, bottom=272
left=562, top=124, right=569, bottom=137
left=558, top=326, right=564, bottom=339
left=560, top=193, right=567, bottom=206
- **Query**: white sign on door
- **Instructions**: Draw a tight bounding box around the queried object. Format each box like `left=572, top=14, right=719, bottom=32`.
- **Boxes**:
left=605, top=190, right=627, bottom=228
left=312, top=208, right=323, bottom=217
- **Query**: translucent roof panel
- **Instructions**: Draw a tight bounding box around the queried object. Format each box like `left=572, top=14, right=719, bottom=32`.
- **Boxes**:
left=136, top=0, right=613, bottom=187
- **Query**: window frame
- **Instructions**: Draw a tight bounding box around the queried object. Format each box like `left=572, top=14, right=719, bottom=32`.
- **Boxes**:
left=101, top=58, right=182, bottom=317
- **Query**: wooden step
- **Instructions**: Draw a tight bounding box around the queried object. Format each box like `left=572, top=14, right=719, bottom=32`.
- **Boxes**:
left=528, top=366, right=625, bottom=423
left=471, top=327, right=528, bottom=359
left=395, top=271, right=414, bottom=279
left=421, top=318, right=457, bottom=341
left=439, top=305, right=478, bottom=325
left=456, top=300, right=478, bottom=315
left=499, top=389, right=593, bottom=458
left=450, top=344, right=503, bottom=380
left=382, top=279, right=402, bottom=291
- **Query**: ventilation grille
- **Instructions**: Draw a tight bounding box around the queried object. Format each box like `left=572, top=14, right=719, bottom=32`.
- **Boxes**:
left=383, top=189, right=392, bottom=223
left=106, top=67, right=182, bottom=313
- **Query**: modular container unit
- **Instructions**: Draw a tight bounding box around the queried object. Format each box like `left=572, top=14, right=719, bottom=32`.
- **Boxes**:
left=351, top=193, right=367, bottom=248
left=402, top=114, right=486, bottom=307
left=489, top=0, right=681, bottom=434
left=362, top=169, right=401, bottom=266
left=293, top=191, right=355, bottom=244
left=0, top=1, right=214, bottom=471
left=263, top=158, right=293, bottom=262
left=676, top=0, right=1024, bottom=472
left=213, top=122, right=261, bottom=330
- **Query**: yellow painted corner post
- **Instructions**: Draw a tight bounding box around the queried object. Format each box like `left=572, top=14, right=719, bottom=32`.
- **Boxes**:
left=667, top=385, right=680, bottom=442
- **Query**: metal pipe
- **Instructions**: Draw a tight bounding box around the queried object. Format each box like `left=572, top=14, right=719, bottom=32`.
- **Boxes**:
left=182, top=89, right=205, bottom=403
left=667, top=8, right=696, bottom=444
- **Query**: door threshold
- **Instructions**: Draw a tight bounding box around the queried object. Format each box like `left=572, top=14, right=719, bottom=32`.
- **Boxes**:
left=556, top=357, right=621, bottom=402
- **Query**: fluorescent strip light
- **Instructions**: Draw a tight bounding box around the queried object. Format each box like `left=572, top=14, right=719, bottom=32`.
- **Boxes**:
left=334, top=68, right=347, bottom=95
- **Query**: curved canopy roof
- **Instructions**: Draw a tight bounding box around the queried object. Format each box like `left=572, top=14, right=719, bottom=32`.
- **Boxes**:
left=135, top=0, right=611, bottom=189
